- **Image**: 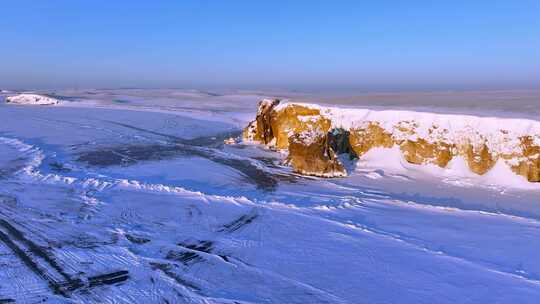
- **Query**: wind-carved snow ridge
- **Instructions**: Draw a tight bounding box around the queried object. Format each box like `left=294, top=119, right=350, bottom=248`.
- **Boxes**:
left=5, top=94, right=61, bottom=105
left=0, top=136, right=45, bottom=176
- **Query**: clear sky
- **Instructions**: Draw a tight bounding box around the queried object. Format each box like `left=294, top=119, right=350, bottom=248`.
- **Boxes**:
left=1, top=0, right=539, bottom=91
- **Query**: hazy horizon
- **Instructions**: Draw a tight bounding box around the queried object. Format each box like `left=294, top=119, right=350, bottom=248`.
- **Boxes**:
left=1, top=1, right=539, bottom=91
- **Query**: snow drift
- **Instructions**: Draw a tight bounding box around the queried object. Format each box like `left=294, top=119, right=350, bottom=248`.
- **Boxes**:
left=5, top=94, right=60, bottom=105
left=244, top=99, right=540, bottom=182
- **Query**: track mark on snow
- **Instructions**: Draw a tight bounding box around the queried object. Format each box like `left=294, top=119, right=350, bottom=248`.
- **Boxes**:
left=218, top=212, right=259, bottom=233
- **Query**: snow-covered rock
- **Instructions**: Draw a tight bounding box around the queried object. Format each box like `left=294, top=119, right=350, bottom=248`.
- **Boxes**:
left=5, top=94, right=60, bottom=105
left=244, top=99, right=540, bottom=182
left=243, top=99, right=349, bottom=177
left=285, top=129, right=347, bottom=177
left=242, top=98, right=281, bottom=144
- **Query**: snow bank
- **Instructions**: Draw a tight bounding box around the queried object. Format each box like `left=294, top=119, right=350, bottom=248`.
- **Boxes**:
left=5, top=94, right=60, bottom=105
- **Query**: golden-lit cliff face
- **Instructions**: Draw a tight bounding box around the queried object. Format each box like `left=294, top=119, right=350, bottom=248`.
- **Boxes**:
left=348, top=123, right=455, bottom=168
left=349, top=123, right=393, bottom=156
left=243, top=100, right=343, bottom=176
left=243, top=99, right=540, bottom=182
left=243, top=100, right=331, bottom=148
left=270, top=105, right=331, bottom=150
left=400, top=139, right=454, bottom=168
left=504, top=136, right=540, bottom=182
left=285, top=131, right=347, bottom=177
left=459, top=142, right=497, bottom=175
left=243, top=98, right=281, bottom=144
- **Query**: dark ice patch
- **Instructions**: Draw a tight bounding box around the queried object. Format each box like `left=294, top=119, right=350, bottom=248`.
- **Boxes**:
left=125, top=234, right=150, bottom=244
left=88, top=270, right=129, bottom=287
left=76, top=120, right=303, bottom=191
left=178, top=240, right=213, bottom=253
left=150, top=262, right=200, bottom=291
left=76, top=142, right=297, bottom=191
left=166, top=250, right=203, bottom=265
left=49, top=162, right=71, bottom=173
left=219, top=212, right=258, bottom=233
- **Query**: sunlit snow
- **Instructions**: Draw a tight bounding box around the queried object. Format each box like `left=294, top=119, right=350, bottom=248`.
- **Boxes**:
left=0, top=89, right=539, bottom=303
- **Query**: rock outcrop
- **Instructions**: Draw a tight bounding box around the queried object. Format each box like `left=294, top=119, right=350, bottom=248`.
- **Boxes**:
left=285, top=130, right=347, bottom=177
left=349, top=123, right=393, bottom=156
left=243, top=99, right=540, bottom=182
left=400, top=139, right=454, bottom=168
left=243, top=98, right=280, bottom=144
left=505, top=136, right=540, bottom=182
left=460, top=142, right=496, bottom=175
left=244, top=99, right=346, bottom=177
left=270, top=104, right=331, bottom=149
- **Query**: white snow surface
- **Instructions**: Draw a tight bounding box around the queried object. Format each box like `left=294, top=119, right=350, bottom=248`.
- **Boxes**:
left=0, top=89, right=539, bottom=303
left=5, top=93, right=60, bottom=105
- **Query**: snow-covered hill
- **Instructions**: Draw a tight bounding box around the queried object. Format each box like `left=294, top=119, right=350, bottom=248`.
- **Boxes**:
left=5, top=94, right=60, bottom=105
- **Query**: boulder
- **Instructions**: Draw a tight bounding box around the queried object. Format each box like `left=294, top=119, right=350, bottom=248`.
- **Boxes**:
left=286, top=130, right=347, bottom=177
left=270, top=104, right=331, bottom=149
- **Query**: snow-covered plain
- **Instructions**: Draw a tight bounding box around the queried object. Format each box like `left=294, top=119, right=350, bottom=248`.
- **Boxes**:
left=0, top=89, right=540, bottom=303
left=5, top=93, right=60, bottom=105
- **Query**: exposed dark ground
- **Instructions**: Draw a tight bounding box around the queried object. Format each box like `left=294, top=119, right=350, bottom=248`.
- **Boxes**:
left=76, top=125, right=299, bottom=192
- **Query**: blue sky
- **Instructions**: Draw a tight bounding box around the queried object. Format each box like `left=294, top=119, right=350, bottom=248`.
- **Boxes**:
left=1, top=0, right=539, bottom=91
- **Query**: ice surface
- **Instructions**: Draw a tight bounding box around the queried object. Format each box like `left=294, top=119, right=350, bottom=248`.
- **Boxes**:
left=0, top=89, right=539, bottom=303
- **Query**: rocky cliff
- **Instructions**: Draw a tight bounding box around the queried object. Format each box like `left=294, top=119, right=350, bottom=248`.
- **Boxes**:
left=243, top=99, right=540, bottom=182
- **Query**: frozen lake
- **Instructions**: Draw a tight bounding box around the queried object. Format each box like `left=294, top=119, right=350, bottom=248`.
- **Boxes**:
left=0, top=89, right=539, bottom=303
